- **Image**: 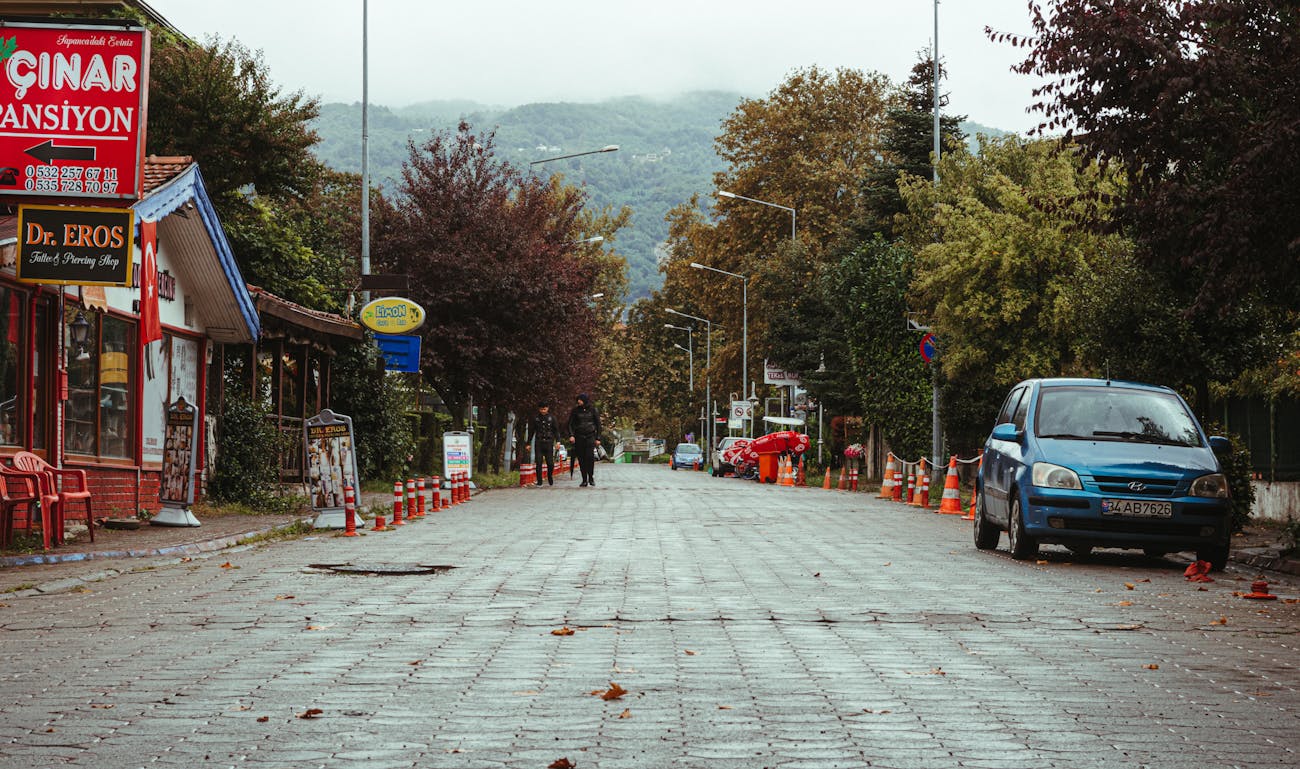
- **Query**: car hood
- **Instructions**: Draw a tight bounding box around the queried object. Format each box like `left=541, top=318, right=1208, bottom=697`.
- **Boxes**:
left=1036, top=438, right=1219, bottom=479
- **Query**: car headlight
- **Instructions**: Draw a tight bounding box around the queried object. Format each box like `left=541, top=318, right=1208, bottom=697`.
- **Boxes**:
left=1032, top=462, right=1082, bottom=490
left=1191, top=473, right=1230, bottom=498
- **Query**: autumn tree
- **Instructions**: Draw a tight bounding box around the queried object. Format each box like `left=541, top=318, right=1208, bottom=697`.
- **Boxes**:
left=372, top=123, right=618, bottom=470
left=997, top=1, right=1299, bottom=404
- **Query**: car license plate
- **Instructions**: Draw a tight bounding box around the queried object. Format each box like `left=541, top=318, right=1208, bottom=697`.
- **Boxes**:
left=1101, top=498, right=1172, bottom=517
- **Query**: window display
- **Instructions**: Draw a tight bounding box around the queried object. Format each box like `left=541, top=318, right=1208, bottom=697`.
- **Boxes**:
left=64, top=307, right=136, bottom=458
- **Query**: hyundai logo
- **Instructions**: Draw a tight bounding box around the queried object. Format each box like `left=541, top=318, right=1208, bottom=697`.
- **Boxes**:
left=1128, top=481, right=1147, bottom=491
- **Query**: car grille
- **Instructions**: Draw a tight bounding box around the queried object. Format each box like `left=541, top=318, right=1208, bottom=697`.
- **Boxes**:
left=1090, top=475, right=1181, bottom=497
left=1061, top=517, right=1206, bottom=537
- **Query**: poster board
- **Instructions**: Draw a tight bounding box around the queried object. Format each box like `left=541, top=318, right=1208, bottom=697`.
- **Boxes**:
left=152, top=396, right=201, bottom=527
left=304, top=409, right=360, bottom=513
left=443, top=430, right=472, bottom=479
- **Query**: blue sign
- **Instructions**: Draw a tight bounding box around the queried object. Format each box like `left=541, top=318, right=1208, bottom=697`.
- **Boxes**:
left=375, top=333, right=421, bottom=372
left=920, top=333, right=937, bottom=363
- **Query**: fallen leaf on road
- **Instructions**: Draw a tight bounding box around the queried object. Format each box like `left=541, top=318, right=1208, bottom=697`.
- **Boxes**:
left=513, top=690, right=540, bottom=696
left=684, top=650, right=696, bottom=656
left=220, top=562, right=234, bottom=569
left=1136, top=578, right=1151, bottom=583
left=883, top=562, right=892, bottom=566
left=408, top=660, right=423, bottom=666
left=296, top=708, right=324, bottom=719
left=1210, top=616, right=1228, bottom=625
left=595, top=682, right=627, bottom=701
left=1116, top=601, right=1133, bottom=607
left=551, top=627, right=576, bottom=636
left=1144, top=664, right=1159, bottom=670
left=813, top=572, right=821, bottom=577
left=305, top=625, right=325, bottom=631
left=718, top=705, right=732, bottom=710
left=90, top=703, right=114, bottom=709
left=618, top=708, right=631, bottom=718
left=1125, top=583, right=1136, bottom=590
left=1036, top=560, right=1048, bottom=565
left=275, top=594, right=294, bottom=600
left=1284, top=598, right=1299, bottom=604
left=1095, top=588, right=1103, bottom=593
left=256, top=716, right=269, bottom=723
left=549, top=758, right=576, bottom=769
left=180, top=557, right=192, bottom=562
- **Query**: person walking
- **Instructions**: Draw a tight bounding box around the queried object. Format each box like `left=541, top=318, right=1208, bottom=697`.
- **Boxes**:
left=524, top=402, right=561, bottom=486
left=567, top=393, right=602, bottom=487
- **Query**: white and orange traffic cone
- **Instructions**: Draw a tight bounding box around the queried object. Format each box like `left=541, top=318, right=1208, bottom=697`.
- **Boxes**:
left=937, top=456, right=964, bottom=514
left=879, top=455, right=896, bottom=499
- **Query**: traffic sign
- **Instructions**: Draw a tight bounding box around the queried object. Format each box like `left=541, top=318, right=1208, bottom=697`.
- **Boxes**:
left=0, top=21, right=151, bottom=201
left=920, top=333, right=937, bottom=363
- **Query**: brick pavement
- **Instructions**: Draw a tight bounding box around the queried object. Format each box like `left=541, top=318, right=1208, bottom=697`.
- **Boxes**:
left=0, top=463, right=1297, bottom=768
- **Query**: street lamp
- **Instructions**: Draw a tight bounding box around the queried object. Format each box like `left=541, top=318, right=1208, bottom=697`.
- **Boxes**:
left=530, top=145, right=620, bottom=166
left=665, top=323, right=694, bottom=390
left=672, top=343, right=693, bottom=391
left=717, top=190, right=796, bottom=242
left=666, top=308, right=714, bottom=462
left=690, top=262, right=749, bottom=436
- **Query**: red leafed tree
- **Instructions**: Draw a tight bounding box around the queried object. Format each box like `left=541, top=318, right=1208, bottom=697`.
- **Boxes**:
left=996, top=1, right=1300, bottom=316
left=372, top=123, right=603, bottom=470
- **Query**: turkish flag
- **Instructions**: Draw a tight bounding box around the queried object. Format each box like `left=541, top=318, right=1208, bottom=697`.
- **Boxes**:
left=139, top=219, right=162, bottom=344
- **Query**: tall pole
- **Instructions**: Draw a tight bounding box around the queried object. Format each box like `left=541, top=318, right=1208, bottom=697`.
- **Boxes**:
left=930, top=0, right=943, bottom=474
left=742, top=277, right=748, bottom=438
left=705, top=320, right=711, bottom=463
left=360, top=0, right=371, bottom=304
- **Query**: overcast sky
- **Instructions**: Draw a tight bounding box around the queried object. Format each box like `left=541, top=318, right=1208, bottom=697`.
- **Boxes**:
left=148, top=0, right=1045, bottom=133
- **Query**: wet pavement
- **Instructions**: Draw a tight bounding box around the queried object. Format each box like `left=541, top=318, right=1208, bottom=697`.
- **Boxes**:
left=1, top=463, right=1297, bottom=768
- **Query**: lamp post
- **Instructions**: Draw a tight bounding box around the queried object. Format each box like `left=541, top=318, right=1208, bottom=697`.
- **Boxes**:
left=717, top=190, right=796, bottom=242
left=530, top=145, right=620, bottom=166
left=666, top=308, right=714, bottom=462
left=672, top=343, right=693, bottom=392
left=664, top=323, right=693, bottom=391
left=690, top=262, right=749, bottom=436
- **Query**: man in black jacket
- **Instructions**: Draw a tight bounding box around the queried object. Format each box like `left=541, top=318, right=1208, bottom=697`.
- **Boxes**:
left=567, top=393, right=602, bottom=487
left=525, top=402, right=561, bottom=486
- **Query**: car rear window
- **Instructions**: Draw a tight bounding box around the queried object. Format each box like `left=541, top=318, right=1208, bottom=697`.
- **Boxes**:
left=1034, top=386, right=1202, bottom=447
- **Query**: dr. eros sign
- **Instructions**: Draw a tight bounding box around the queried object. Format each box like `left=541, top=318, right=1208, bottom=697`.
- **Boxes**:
left=0, top=20, right=150, bottom=200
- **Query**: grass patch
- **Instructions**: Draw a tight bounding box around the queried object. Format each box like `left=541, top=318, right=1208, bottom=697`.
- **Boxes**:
left=235, top=518, right=315, bottom=546
left=472, top=471, right=520, bottom=490
left=193, top=495, right=310, bottom=518
left=1, top=582, right=36, bottom=593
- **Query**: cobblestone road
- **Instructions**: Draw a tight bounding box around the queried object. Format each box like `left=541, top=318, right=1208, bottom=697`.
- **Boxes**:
left=2, top=464, right=1297, bottom=768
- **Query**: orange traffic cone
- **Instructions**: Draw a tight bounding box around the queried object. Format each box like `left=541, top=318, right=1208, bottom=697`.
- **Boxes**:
left=823, top=467, right=832, bottom=489
left=797, top=456, right=806, bottom=486
left=910, top=459, right=929, bottom=508
left=879, top=455, right=897, bottom=499
left=781, top=456, right=794, bottom=487
left=937, top=456, right=964, bottom=514
left=837, top=465, right=847, bottom=490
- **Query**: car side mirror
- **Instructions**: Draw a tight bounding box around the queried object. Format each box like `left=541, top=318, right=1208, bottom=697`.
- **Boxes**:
left=990, top=422, right=1021, bottom=442
left=1208, top=435, right=1231, bottom=453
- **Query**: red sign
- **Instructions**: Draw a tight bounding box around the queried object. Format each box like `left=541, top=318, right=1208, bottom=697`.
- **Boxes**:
left=0, top=20, right=150, bottom=201
left=920, top=333, right=937, bottom=363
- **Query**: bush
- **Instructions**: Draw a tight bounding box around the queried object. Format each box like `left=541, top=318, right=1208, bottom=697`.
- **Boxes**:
left=329, top=335, right=418, bottom=481
left=209, top=385, right=292, bottom=509
left=1204, top=421, right=1254, bottom=533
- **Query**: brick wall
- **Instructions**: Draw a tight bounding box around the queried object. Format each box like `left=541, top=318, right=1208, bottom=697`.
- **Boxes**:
left=80, top=467, right=163, bottom=519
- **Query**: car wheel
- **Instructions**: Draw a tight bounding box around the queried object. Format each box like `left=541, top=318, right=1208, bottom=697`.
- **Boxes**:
left=670, top=463, right=676, bottom=471
left=1007, top=496, right=1038, bottom=560
left=1197, top=540, right=1231, bottom=572
left=973, top=489, right=999, bottom=551
left=1142, top=548, right=1167, bottom=559
left=1066, top=544, right=1093, bottom=558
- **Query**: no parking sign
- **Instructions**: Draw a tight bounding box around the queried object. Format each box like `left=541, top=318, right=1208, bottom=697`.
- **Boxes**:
left=920, top=333, right=937, bottom=363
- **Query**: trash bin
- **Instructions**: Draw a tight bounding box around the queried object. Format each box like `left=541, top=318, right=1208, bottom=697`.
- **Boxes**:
left=758, top=453, right=780, bottom=484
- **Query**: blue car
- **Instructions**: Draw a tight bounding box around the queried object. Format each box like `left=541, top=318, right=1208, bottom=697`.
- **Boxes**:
left=974, top=378, right=1233, bottom=568
left=670, top=442, right=702, bottom=470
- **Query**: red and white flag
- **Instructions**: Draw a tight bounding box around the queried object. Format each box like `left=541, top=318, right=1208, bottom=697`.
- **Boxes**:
left=139, top=219, right=162, bottom=344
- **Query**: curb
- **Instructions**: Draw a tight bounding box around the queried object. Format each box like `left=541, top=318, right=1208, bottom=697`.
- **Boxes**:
left=1232, top=549, right=1300, bottom=576
left=0, top=517, right=312, bottom=569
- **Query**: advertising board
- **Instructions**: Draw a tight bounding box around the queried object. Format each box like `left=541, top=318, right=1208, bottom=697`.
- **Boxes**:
left=15, top=204, right=133, bottom=285
left=360, top=297, right=426, bottom=334
left=0, top=20, right=150, bottom=200
left=443, top=431, right=472, bottom=479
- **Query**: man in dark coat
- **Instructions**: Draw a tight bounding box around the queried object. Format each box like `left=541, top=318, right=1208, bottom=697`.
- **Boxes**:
left=567, top=393, right=602, bottom=487
left=524, top=402, right=561, bottom=486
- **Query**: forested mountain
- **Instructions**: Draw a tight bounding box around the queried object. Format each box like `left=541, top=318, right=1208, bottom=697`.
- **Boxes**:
left=311, top=93, right=1008, bottom=300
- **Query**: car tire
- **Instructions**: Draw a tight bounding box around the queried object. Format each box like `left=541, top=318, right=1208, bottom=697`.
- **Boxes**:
left=670, top=463, right=676, bottom=471
left=1007, top=496, right=1038, bottom=560
left=1197, top=540, right=1231, bottom=572
left=1142, top=548, right=1167, bottom=559
left=1066, top=544, right=1093, bottom=558
left=973, top=489, right=999, bottom=551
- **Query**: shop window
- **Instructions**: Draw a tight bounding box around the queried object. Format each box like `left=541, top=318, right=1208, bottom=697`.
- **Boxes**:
left=0, top=287, right=25, bottom=446
left=64, top=308, right=136, bottom=459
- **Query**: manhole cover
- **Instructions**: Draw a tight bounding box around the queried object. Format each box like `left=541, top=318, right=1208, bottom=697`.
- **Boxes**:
left=308, top=563, right=456, bottom=576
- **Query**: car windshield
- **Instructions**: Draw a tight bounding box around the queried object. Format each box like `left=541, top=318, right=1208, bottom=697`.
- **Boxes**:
left=676, top=444, right=701, bottom=454
left=1035, top=386, right=1202, bottom=447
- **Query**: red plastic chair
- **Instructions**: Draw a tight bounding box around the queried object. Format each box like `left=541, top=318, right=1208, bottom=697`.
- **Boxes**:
left=10, top=451, right=93, bottom=545
left=0, top=465, right=53, bottom=549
